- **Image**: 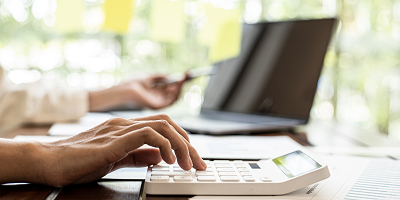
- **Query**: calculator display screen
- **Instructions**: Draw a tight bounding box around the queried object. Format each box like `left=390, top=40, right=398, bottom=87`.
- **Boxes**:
left=272, top=150, right=322, bottom=178
left=249, top=163, right=261, bottom=169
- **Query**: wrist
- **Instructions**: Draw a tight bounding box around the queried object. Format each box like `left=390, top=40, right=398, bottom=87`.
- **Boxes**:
left=0, top=140, right=44, bottom=184
left=88, top=85, right=131, bottom=111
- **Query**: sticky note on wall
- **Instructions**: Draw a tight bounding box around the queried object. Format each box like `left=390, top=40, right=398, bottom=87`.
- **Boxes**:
left=209, top=21, right=242, bottom=63
left=198, top=4, right=241, bottom=63
left=55, top=0, right=83, bottom=33
left=103, top=0, right=135, bottom=34
left=150, top=0, right=186, bottom=43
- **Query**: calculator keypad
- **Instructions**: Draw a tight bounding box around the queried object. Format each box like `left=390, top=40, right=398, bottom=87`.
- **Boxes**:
left=149, top=160, right=272, bottom=183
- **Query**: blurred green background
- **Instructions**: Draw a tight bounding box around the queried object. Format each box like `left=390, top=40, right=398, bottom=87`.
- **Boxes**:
left=2, top=0, right=400, bottom=140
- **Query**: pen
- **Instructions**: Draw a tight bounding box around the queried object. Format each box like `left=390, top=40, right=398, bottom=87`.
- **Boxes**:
left=151, top=66, right=213, bottom=88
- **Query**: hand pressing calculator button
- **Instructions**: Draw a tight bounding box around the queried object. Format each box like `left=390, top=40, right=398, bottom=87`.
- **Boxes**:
left=145, top=149, right=330, bottom=195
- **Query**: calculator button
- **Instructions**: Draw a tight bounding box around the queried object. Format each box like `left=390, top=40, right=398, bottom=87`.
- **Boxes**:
left=196, top=172, right=214, bottom=176
left=150, top=176, right=169, bottom=181
left=152, top=172, right=193, bottom=176
left=235, top=164, right=247, bottom=168
left=196, top=168, right=213, bottom=172
left=151, top=168, right=170, bottom=171
left=173, top=166, right=194, bottom=170
left=220, top=176, right=240, bottom=182
left=172, top=166, right=191, bottom=170
left=218, top=172, right=237, bottom=176
left=173, top=166, right=195, bottom=171
left=238, top=168, right=249, bottom=172
left=243, top=176, right=255, bottom=182
left=173, top=169, right=191, bottom=172
left=173, top=172, right=194, bottom=176
left=174, top=176, right=193, bottom=181
left=216, top=168, right=235, bottom=172
left=197, top=176, right=217, bottom=181
left=260, top=177, right=272, bottom=182
left=153, top=165, right=170, bottom=169
left=214, top=160, right=230, bottom=164
left=240, top=172, right=252, bottom=176
left=215, top=164, right=232, bottom=168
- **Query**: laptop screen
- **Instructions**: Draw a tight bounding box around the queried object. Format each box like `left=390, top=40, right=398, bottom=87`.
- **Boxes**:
left=202, top=19, right=336, bottom=120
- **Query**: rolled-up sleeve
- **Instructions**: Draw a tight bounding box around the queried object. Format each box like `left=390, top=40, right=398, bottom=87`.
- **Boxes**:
left=0, top=67, right=89, bottom=133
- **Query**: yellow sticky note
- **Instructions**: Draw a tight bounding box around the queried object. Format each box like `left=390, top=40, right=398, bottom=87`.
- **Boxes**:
left=150, top=0, right=185, bottom=43
left=197, top=4, right=242, bottom=62
left=198, top=4, right=241, bottom=46
left=209, top=21, right=242, bottom=63
left=55, top=0, right=83, bottom=33
left=103, top=0, right=135, bottom=34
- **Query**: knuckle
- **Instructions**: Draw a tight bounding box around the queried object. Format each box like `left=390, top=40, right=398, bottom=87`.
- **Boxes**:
left=163, top=138, right=171, bottom=147
left=159, top=119, right=169, bottom=125
left=108, top=117, right=128, bottom=125
left=157, top=113, right=170, bottom=120
left=141, top=127, right=153, bottom=136
left=156, top=120, right=170, bottom=129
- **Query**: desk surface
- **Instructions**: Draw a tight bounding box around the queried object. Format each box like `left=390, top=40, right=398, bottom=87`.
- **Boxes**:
left=0, top=119, right=397, bottom=200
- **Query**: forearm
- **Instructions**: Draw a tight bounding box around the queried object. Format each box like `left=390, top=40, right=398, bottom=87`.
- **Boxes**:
left=0, top=139, right=42, bottom=184
left=0, top=77, right=88, bottom=133
left=88, top=85, right=130, bottom=111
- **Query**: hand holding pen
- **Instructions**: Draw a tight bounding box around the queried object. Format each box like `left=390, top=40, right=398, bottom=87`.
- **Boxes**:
left=89, top=66, right=213, bottom=111
left=151, top=66, right=213, bottom=88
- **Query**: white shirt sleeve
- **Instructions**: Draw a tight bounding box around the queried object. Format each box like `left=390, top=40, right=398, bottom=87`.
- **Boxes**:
left=0, top=67, right=89, bottom=133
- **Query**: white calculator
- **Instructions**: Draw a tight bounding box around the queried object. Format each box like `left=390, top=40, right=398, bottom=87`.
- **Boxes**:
left=145, top=149, right=330, bottom=195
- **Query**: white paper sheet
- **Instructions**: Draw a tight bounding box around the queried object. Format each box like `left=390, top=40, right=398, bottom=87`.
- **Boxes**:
left=310, top=146, right=400, bottom=158
left=188, top=134, right=304, bottom=160
left=48, top=112, right=115, bottom=136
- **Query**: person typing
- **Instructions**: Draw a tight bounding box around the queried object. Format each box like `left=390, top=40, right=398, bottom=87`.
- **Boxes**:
left=0, top=114, right=207, bottom=186
left=0, top=66, right=204, bottom=186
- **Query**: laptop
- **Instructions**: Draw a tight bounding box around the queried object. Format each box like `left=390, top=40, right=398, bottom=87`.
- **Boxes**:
left=175, top=18, right=336, bottom=134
